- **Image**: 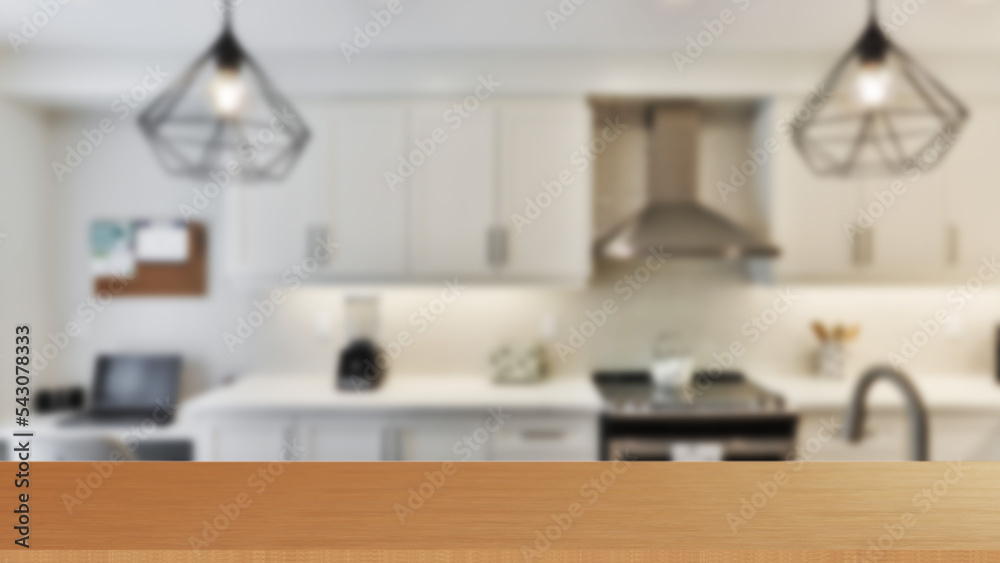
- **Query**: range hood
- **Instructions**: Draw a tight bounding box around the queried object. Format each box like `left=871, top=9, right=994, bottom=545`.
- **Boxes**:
left=597, top=104, right=780, bottom=260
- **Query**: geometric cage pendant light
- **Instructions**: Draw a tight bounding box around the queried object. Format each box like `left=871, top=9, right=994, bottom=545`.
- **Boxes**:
left=139, top=9, right=310, bottom=182
left=791, top=0, right=967, bottom=177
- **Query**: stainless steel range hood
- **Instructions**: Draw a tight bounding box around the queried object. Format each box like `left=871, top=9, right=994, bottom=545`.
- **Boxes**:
left=597, top=104, right=780, bottom=260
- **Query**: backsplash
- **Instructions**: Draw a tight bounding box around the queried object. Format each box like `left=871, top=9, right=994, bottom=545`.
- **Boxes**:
left=241, top=260, right=1000, bottom=381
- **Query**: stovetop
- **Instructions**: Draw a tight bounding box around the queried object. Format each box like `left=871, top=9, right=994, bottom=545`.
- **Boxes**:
left=592, top=370, right=785, bottom=416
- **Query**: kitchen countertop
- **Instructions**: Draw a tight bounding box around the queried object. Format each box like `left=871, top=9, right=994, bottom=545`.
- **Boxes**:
left=179, top=371, right=1000, bottom=418
left=754, top=373, right=1000, bottom=412
left=180, top=373, right=603, bottom=417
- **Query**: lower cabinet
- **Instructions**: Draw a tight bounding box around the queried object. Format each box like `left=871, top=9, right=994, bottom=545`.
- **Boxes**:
left=209, top=415, right=299, bottom=462
left=796, top=410, right=1000, bottom=461
left=197, top=410, right=598, bottom=461
left=492, top=414, right=598, bottom=461
left=387, top=411, right=598, bottom=461
left=388, top=414, right=491, bottom=461
left=301, top=416, right=387, bottom=461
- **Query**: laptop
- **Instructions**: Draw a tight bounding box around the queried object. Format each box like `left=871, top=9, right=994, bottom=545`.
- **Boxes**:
left=62, top=354, right=181, bottom=427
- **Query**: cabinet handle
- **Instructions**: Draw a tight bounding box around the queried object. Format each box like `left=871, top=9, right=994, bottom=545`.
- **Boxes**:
left=521, top=429, right=566, bottom=441
left=487, top=226, right=508, bottom=267
left=947, top=225, right=959, bottom=266
left=308, top=225, right=333, bottom=264
left=852, top=228, right=874, bottom=266
left=381, top=428, right=403, bottom=461
left=865, top=229, right=875, bottom=264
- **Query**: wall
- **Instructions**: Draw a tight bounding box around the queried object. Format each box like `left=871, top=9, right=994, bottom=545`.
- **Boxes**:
left=0, top=99, right=53, bottom=411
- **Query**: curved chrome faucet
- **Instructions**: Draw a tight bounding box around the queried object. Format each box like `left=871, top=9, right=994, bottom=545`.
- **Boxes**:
left=844, top=366, right=929, bottom=461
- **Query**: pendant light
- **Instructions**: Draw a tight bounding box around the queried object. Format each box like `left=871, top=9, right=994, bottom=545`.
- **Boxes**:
left=139, top=9, right=310, bottom=182
left=792, top=0, right=967, bottom=177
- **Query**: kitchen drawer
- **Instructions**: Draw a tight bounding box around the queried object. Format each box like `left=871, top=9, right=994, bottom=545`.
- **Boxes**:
left=492, top=414, right=598, bottom=461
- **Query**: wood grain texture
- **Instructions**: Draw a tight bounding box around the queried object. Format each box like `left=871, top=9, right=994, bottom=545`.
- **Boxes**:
left=2, top=552, right=999, bottom=562
left=2, top=461, right=998, bottom=554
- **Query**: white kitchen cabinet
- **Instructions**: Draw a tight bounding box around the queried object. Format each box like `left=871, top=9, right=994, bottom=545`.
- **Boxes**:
left=499, top=100, right=592, bottom=282
left=208, top=415, right=298, bottom=461
left=796, top=410, right=1000, bottom=461
left=492, top=413, right=598, bottom=461
left=770, top=96, right=869, bottom=283
left=409, top=97, right=592, bottom=282
left=191, top=409, right=598, bottom=461
left=408, top=102, right=498, bottom=277
left=389, top=414, right=491, bottom=461
left=387, top=411, right=598, bottom=461
left=771, top=95, right=1000, bottom=284
left=225, top=97, right=591, bottom=284
left=224, top=102, right=409, bottom=281
left=223, top=104, right=329, bottom=278
left=301, top=416, right=386, bottom=461
left=943, top=98, right=1000, bottom=279
left=322, top=103, right=411, bottom=278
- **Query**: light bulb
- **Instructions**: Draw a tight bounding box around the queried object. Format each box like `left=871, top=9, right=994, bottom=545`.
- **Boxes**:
left=854, top=61, right=891, bottom=108
left=209, top=68, right=246, bottom=118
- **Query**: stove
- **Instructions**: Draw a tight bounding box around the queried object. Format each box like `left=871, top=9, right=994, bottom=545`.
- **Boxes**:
left=593, top=370, right=797, bottom=461
left=594, top=370, right=785, bottom=415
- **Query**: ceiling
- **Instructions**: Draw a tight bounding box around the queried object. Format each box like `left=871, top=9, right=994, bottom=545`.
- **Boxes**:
left=3, top=0, right=1000, bottom=55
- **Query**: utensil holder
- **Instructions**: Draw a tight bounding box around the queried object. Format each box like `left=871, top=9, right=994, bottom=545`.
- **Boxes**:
left=817, top=341, right=847, bottom=380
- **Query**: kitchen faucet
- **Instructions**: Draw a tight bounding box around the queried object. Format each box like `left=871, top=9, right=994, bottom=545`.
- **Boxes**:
left=844, top=366, right=929, bottom=461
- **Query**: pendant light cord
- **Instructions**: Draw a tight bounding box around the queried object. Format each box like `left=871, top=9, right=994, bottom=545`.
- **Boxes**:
left=869, top=0, right=877, bottom=21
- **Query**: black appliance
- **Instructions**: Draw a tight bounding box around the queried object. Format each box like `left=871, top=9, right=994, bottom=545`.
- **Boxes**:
left=337, top=339, right=384, bottom=391
left=594, top=370, right=797, bottom=461
left=37, top=386, right=85, bottom=414
left=62, top=354, right=181, bottom=426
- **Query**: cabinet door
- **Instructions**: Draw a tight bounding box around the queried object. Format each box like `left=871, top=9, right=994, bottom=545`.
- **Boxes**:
left=499, top=99, right=592, bottom=282
left=391, top=415, right=490, bottom=461
left=302, top=417, right=385, bottom=461
left=223, top=102, right=409, bottom=281
left=862, top=168, right=947, bottom=283
left=211, top=416, right=298, bottom=461
left=770, top=98, right=857, bottom=282
left=796, top=412, right=909, bottom=461
left=947, top=99, right=1000, bottom=280
left=930, top=412, right=1000, bottom=461
left=492, top=414, right=598, bottom=461
left=324, top=103, right=409, bottom=278
left=223, top=104, right=328, bottom=278
left=408, top=101, right=497, bottom=277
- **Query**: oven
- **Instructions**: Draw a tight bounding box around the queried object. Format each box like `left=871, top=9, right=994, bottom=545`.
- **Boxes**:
left=601, top=413, right=799, bottom=461
left=594, top=370, right=798, bottom=462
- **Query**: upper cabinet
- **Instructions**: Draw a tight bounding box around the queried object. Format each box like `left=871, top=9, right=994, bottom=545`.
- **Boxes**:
left=407, top=102, right=497, bottom=278
left=498, top=101, right=592, bottom=281
left=325, top=104, right=411, bottom=278
left=223, top=103, right=409, bottom=281
left=770, top=95, right=1000, bottom=284
left=225, top=97, right=592, bottom=284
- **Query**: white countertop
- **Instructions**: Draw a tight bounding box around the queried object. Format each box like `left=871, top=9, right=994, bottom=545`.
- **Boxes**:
left=755, top=373, right=1000, bottom=412
left=178, top=371, right=1000, bottom=418
left=180, top=373, right=603, bottom=417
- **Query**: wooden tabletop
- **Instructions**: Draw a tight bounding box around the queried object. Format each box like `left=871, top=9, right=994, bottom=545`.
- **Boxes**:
left=5, top=461, right=999, bottom=560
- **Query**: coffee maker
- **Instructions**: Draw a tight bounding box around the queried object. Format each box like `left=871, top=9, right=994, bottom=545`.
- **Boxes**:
left=336, top=295, right=385, bottom=391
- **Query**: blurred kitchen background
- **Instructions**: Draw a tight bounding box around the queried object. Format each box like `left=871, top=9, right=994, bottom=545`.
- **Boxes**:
left=4, top=0, right=1000, bottom=462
